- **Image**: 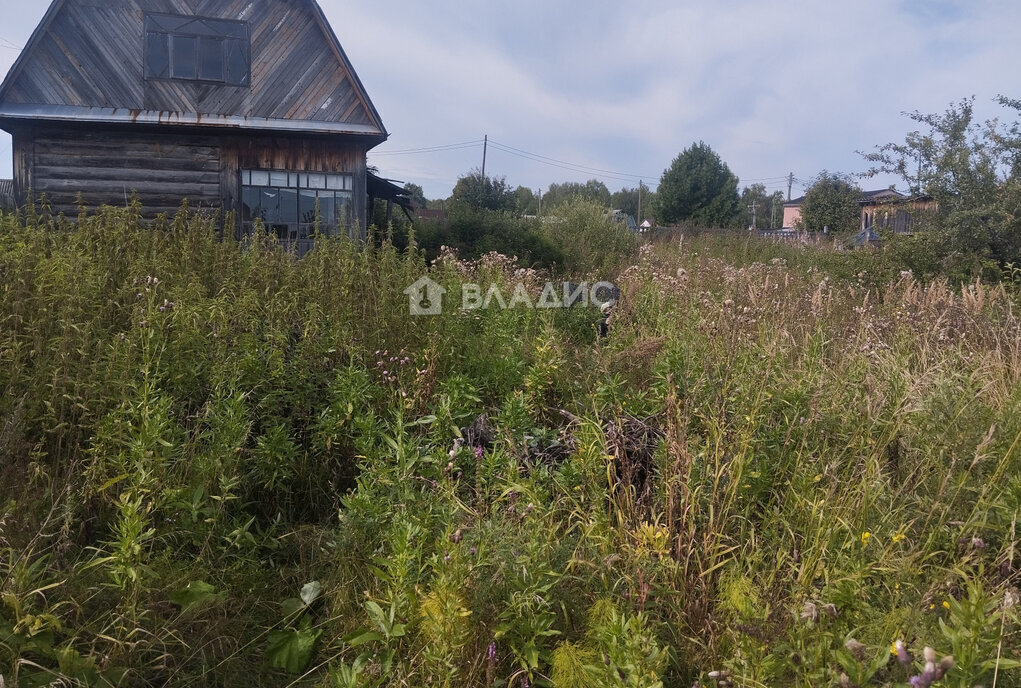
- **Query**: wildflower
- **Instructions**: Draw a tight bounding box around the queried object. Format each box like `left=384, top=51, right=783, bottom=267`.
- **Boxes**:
left=906, top=649, right=953, bottom=687
left=475, top=446, right=484, bottom=459
left=892, top=532, right=906, bottom=544
left=800, top=601, right=818, bottom=623
left=450, top=529, right=463, bottom=544
left=861, top=531, right=872, bottom=545
left=844, top=638, right=867, bottom=661
left=894, top=640, right=911, bottom=666
left=487, top=642, right=497, bottom=663
left=942, top=600, right=950, bottom=610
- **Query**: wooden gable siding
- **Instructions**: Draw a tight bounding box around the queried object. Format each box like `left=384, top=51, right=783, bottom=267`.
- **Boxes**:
left=2, top=0, right=380, bottom=130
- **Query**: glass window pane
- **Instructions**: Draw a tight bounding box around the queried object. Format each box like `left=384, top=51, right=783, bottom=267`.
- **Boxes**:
left=307, top=173, right=326, bottom=190
left=336, top=192, right=352, bottom=226
left=241, top=187, right=262, bottom=222
left=278, top=189, right=298, bottom=224
left=317, top=192, right=336, bottom=230
left=171, top=35, right=197, bottom=79
left=249, top=170, right=269, bottom=186
left=261, top=188, right=281, bottom=223
left=299, top=190, right=317, bottom=225
left=199, top=38, right=224, bottom=81
left=326, top=174, right=347, bottom=191
left=225, top=39, right=250, bottom=86
left=145, top=32, right=169, bottom=78
left=269, top=171, right=289, bottom=187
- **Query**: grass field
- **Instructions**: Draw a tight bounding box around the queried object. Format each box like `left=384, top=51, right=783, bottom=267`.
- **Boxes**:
left=2, top=205, right=1020, bottom=687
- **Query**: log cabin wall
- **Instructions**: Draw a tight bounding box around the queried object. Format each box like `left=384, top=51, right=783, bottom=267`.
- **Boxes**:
left=19, top=124, right=222, bottom=216
left=15, top=122, right=371, bottom=233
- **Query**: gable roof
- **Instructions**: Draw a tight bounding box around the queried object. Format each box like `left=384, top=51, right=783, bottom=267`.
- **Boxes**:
left=0, top=0, right=386, bottom=142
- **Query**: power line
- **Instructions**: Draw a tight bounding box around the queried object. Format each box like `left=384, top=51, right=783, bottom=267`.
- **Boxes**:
left=369, top=140, right=484, bottom=156
left=488, top=138, right=660, bottom=182
left=369, top=135, right=799, bottom=192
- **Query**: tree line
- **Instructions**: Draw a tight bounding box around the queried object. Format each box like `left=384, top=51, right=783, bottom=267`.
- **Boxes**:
left=395, top=94, right=1020, bottom=281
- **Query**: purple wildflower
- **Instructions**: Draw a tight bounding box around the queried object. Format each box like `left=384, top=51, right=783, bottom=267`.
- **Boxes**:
left=895, top=640, right=911, bottom=667
left=475, top=445, right=484, bottom=459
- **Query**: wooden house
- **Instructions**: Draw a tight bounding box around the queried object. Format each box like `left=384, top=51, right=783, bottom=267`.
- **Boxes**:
left=0, top=0, right=389, bottom=251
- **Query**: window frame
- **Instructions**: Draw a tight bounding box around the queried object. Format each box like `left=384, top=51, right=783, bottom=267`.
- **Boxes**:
left=144, top=13, right=251, bottom=87
left=239, top=169, right=356, bottom=253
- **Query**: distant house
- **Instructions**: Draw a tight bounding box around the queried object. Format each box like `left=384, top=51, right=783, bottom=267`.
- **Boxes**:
left=782, top=188, right=935, bottom=236
left=609, top=209, right=638, bottom=232
left=0, top=0, right=390, bottom=252
left=781, top=196, right=806, bottom=229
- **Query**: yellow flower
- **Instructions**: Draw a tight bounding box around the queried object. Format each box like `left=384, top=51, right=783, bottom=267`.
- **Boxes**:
left=892, top=532, right=906, bottom=544
left=942, top=600, right=951, bottom=610
left=861, top=531, right=872, bottom=545
left=890, top=642, right=898, bottom=656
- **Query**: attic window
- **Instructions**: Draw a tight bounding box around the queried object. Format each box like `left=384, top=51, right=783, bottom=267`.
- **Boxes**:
left=144, top=14, right=250, bottom=86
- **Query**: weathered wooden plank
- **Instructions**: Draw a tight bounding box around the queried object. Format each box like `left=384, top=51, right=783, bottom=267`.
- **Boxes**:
left=36, top=165, right=221, bottom=184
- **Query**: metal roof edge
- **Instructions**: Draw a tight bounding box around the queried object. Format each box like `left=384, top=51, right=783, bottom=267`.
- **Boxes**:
left=0, top=104, right=387, bottom=137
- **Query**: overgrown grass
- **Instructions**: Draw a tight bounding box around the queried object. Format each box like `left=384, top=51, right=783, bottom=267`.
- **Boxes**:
left=1, top=206, right=1020, bottom=687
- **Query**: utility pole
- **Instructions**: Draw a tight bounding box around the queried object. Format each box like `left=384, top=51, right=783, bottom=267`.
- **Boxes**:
left=481, top=134, right=488, bottom=179
left=748, top=203, right=758, bottom=230
left=537, top=188, right=542, bottom=216
left=771, top=197, right=777, bottom=229
left=787, top=172, right=794, bottom=202
left=638, top=180, right=642, bottom=224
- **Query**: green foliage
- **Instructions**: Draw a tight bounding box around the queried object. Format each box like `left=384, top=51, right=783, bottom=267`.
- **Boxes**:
left=798, top=170, right=862, bottom=234
left=1, top=204, right=1020, bottom=687
left=655, top=141, right=740, bottom=227
left=538, top=197, right=640, bottom=274
left=543, top=179, right=613, bottom=208
left=862, top=95, right=1021, bottom=273
left=611, top=182, right=655, bottom=223
left=449, top=169, right=516, bottom=212
left=739, top=183, right=787, bottom=230
left=413, top=207, right=565, bottom=267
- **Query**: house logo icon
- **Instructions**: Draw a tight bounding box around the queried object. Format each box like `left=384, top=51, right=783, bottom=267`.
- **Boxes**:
left=404, top=277, right=447, bottom=316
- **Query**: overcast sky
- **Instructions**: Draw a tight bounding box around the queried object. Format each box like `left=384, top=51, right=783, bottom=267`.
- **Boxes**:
left=1, top=0, right=1019, bottom=201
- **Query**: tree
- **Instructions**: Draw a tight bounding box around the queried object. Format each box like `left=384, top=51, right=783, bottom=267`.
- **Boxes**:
left=449, top=169, right=515, bottom=212
left=611, top=181, right=655, bottom=222
left=403, top=182, right=427, bottom=208
left=798, top=171, right=861, bottom=234
left=739, top=183, right=787, bottom=230
left=655, top=141, right=740, bottom=227
left=513, top=186, right=539, bottom=215
left=861, top=96, right=1021, bottom=274
left=543, top=180, right=612, bottom=209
